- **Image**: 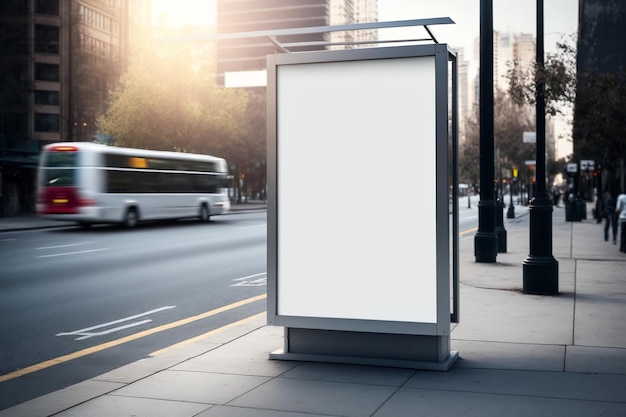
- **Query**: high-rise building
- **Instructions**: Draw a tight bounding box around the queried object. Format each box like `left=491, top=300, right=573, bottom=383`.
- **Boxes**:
left=329, top=0, right=378, bottom=49
left=456, top=48, right=469, bottom=144
left=215, top=0, right=378, bottom=83
left=576, top=0, right=625, bottom=75
left=216, top=0, right=329, bottom=80
left=0, top=0, right=143, bottom=216
left=575, top=0, right=626, bottom=194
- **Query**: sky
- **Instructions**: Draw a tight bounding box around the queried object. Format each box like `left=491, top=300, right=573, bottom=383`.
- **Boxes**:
left=152, top=0, right=579, bottom=55
left=151, top=0, right=215, bottom=27
left=151, top=0, right=579, bottom=158
left=376, top=0, right=578, bottom=160
left=378, top=0, right=579, bottom=57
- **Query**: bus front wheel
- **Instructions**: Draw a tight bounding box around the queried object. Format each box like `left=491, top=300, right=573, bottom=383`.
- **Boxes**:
left=199, top=204, right=211, bottom=222
left=79, top=222, right=92, bottom=229
left=123, top=208, right=138, bottom=228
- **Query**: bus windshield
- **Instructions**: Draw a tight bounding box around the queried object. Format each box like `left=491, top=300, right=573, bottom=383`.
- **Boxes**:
left=40, top=150, right=80, bottom=187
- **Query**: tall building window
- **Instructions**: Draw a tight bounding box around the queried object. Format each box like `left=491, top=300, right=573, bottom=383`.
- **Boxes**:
left=35, top=90, right=60, bottom=105
left=35, top=113, right=60, bottom=132
left=35, top=24, right=59, bottom=54
left=35, top=0, right=59, bottom=16
left=35, top=63, right=59, bottom=81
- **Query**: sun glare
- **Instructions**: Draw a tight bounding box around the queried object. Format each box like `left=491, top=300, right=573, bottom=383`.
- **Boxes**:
left=152, top=0, right=216, bottom=27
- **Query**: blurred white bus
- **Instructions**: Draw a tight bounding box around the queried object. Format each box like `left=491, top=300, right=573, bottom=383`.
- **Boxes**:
left=36, top=142, right=230, bottom=228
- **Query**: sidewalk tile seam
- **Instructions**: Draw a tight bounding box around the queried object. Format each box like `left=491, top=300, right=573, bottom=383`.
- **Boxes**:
left=396, top=384, right=626, bottom=405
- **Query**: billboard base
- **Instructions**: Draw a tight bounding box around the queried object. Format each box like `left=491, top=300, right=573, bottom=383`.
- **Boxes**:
left=269, top=327, right=459, bottom=371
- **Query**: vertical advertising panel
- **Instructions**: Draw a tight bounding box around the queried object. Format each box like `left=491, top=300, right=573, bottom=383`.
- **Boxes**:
left=267, top=45, right=454, bottom=339
left=277, top=56, right=437, bottom=323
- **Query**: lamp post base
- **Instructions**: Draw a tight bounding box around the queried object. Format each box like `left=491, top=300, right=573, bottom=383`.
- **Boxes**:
left=474, top=232, right=498, bottom=263
left=523, top=194, right=559, bottom=294
left=506, top=204, right=515, bottom=218
left=496, top=198, right=507, bottom=253
left=522, top=256, right=559, bottom=294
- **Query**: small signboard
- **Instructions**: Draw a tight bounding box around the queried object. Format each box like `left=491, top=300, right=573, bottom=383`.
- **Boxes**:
left=580, top=160, right=595, bottom=170
left=523, top=131, right=536, bottom=143
left=567, top=163, right=578, bottom=173
left=525, top=160, right=536, bottom=166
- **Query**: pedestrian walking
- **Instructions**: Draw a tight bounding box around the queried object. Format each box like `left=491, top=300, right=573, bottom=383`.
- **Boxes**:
left=552, top=185, right=561, bottom=207
left=617, top=191, right=626, bottom=253
left=603, top=191, right=618, bottom=243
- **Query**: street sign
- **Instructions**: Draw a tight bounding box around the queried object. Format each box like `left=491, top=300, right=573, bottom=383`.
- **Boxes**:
left=567, top=163, right=577, bottom=173
left=525, top=160, right=536, bottom=166
left=523, top=131, right=536, bottom=143
left=580, top=160, right=594, bottom=170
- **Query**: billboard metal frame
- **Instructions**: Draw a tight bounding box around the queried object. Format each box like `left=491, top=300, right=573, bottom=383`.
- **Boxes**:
left=266, top=43, right=459, bottom=370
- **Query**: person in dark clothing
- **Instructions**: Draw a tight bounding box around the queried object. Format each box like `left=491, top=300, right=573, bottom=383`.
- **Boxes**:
left=603, top=191, right=617, bottom=243
left=552, top=186, right=561, bottom=207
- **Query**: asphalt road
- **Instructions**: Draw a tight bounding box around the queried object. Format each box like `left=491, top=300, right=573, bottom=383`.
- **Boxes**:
left=0, top=199, right=488, bottom=411
left=0, top=212, right=267, bottom=411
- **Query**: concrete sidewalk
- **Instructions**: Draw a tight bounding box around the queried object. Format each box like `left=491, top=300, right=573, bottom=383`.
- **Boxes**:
left=1, top=201, right=625, bottom=417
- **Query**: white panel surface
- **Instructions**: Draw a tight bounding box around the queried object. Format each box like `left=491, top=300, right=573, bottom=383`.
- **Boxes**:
left=277, top=56, right=437, bottom=323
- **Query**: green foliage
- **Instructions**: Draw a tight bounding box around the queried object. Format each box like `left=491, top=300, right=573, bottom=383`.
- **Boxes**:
left=97, top=44, right=248, bottom=158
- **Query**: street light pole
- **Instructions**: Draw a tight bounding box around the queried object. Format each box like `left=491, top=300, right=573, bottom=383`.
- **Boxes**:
left=474, top=0, right=498, bottom=263
left=507, top=178, right=515, bottom=218
left=522, top=0, right=559, bottom=294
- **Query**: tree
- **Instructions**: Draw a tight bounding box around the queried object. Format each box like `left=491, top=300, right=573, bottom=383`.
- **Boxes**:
left=459, top=90, right=535, bottom=195
left=458, top=113, right=480, bottom=187
left=225, top=88, right=267, bottom=201
left=506, top=35, right=626, bottom=195
left=507, top=36, right=577, bottom=117
left=97, top=44, right=248, bottom=158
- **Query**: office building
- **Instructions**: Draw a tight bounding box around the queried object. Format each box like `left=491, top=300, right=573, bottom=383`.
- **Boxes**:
left=0, top=0, right=147, bottom=217
left=215, top=0, right=378, bottom=83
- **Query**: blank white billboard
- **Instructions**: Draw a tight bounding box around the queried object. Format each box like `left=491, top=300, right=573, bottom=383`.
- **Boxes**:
left=276, top=55, right=438, bottom=324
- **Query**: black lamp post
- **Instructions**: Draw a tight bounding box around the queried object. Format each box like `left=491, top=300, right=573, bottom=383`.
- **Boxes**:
left=507, top=178, right=515, bottom=218
left=474, top=0, right=498, bottom=263
left=522, top=0, right=559, bottom=294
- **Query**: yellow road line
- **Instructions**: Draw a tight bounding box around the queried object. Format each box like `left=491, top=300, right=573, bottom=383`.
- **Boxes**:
left=0, top=293, right=267, bottom=382
left=149, top=311, right=266, bottom=356
left=460, top=227, right=478, bottom=237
